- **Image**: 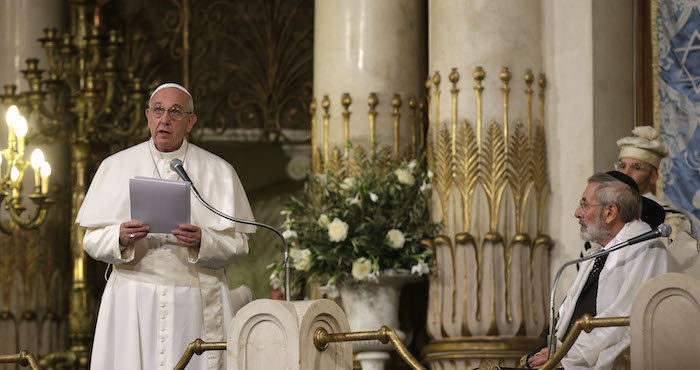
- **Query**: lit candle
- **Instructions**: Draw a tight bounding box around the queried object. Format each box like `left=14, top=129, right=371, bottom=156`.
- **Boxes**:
left=10, top=166, right=19, bottom=198
left=31, top=148, right=45, bottom=194
left=40, top=162, right=51, bottom=194
left=6, top=105, right=18, bottom=151
left=14, top=116, right=28, bottom=155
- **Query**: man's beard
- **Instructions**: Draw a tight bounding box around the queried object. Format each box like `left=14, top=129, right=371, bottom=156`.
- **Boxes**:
left=579, top=210, right=611, bottom=243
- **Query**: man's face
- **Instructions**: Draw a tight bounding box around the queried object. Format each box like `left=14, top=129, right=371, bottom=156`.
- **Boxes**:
left=146, top=88, right=197, bottom=152
left=616, top=157, right=658, bottom=194
left=575, top=182, right=611, bottom=243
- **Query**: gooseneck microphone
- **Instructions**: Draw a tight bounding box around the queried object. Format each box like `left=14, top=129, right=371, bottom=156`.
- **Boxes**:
left=170, top=159, right=292, bottom=301
left=546, top=223, right=671, bottom=358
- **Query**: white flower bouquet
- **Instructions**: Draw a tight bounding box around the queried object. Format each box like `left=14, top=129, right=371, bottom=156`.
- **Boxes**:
left=269, top=145, right=441, bottom=297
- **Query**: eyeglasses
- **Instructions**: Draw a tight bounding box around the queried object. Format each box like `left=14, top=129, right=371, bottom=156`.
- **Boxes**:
left=614, top=160, right=653, bottom=172
left=150, top=106, right=192, bottom=121
left=579, top=199, right=601, bottom=211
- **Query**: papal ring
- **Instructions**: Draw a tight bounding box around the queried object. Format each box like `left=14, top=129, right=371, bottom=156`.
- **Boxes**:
left=129, top=233, right=135, bottom=240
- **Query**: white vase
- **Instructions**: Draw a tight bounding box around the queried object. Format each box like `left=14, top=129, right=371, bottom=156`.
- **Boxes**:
left=339, top=272, right=419, bottom=369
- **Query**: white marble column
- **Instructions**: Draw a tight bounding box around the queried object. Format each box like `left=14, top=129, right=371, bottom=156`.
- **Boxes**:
left=424, top=1, right=548, bottom=367
left=313, top=0, right=426, bottom=162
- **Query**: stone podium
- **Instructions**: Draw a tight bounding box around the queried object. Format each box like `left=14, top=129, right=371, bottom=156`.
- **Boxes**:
left=227, top=299, right=352, bottom=370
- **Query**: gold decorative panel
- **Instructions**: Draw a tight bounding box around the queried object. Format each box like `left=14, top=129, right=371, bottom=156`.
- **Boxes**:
left=422, top=67, right=552, bottom=368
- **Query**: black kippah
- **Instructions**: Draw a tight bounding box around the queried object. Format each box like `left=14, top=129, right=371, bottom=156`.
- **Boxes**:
left=605, top=171, right=665, bottom=227
left=606, top=171, right=640, bottom=193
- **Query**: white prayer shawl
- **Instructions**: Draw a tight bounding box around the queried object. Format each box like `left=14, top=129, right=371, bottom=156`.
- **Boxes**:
left=643, top=192, right=694, bottom=240
left=76, top=139, right=255, bottom=370
left=556, top=220, right=669, bottom=370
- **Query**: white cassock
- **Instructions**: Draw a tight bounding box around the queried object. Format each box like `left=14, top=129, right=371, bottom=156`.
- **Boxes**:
left=75, top=139, right=256, bottom=370
left=556, top=220, right=669, bottom=370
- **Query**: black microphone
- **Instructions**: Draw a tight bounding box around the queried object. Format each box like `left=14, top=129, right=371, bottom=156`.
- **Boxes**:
left=169, top=159, right=292, bottom=301
left=170, top=159, right=192, bottom=183
left=624, top=223, right=671, bottom=245
left=546, top=223, right=672, bottom=357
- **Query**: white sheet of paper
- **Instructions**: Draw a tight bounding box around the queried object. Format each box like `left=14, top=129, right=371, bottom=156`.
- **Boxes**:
left=129, top=176, right=191, bottom=233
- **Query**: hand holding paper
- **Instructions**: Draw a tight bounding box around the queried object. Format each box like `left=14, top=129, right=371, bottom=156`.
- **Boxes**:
left=119, top=221, right=150, bottom=246
left=172, top=223, right=201, bottom=249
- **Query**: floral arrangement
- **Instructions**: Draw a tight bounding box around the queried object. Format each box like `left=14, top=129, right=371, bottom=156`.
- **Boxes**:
left=269, top=145, right=441, bottom=298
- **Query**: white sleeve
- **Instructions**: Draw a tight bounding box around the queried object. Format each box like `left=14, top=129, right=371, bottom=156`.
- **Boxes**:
left=83, top=225, right=135, bottom=264
left=187, top=226, right=249, bottom=269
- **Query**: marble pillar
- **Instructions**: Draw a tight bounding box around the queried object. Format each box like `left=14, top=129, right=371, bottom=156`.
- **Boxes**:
left=313, top=0, right=426, bottom=168
left=423, top=0, right=549, bottom=368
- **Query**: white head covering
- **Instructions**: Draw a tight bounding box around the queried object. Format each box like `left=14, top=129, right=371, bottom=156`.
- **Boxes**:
left=616, top=126, right=669, bottom=169
left=149, top=83, right=194, bottom=111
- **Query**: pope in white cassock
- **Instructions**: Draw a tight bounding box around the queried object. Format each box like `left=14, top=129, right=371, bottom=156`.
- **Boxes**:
left=75, top=83, right=256, bottom=370
left=528, top=172, right=670, bottom=369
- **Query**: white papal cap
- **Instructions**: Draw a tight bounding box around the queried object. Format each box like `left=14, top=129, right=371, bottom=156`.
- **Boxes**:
left=149, top=82, right=193, bottom=110
left=150, top=83, right=192, bottom=100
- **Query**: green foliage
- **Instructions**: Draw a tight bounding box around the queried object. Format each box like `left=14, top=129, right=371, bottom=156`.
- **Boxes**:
left=270, top=145, right=441, bottom=296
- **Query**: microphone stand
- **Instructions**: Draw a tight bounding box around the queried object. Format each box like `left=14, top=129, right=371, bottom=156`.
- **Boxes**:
left=547, top=226, right=667, bottom=358
left=188, top=182, right=292, bottom=302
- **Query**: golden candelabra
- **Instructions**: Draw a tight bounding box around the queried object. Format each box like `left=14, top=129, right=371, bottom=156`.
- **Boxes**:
left=0, top=1, right=149, bottom=368
left=0, top=104, right=52, bottom=233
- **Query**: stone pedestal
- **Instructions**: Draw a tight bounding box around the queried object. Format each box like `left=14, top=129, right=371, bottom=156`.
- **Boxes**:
left=227, top=299, right=352, bottom=370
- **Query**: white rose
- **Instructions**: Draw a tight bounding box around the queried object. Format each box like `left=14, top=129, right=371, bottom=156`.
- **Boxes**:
left=327, top=218, right=349, bottom=242
left=290, top=247, right=312, bottom=271
left=427, top=170, right=434, bottom=179
left=394, top=168, right=415, bottom=185
left=352, top=257, right=375, bottom=280
left=317, top=214, right=330, bottom=227
left=408, top=159, right=417, bottom=171
left=411, top=262, right=430, bottom=276
left=315, top=173, right=327, bottom=185
left=340, top=177, right=356, bottom=190
left=386, top=229, right=406, bottom=249
left=420, top=181, right=432, bottom=192
left=269, top=271, right=283, bottom=289
left=346, top=193, right=361, bottom=205
left=369, top=192, right=378, bottom=202
left=319, top=283, right=340, bottom=299
left=282, top=229, right=298, bottom=240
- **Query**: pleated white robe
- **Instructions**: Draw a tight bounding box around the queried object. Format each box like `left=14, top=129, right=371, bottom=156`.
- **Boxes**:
left=77, top=139, right=255, bottom=370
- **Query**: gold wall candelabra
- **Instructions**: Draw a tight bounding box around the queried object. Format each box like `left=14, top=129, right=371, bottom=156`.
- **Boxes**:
left=0, top=1, right=149, bottom=368
left=0, top=105, right=52, bottom=233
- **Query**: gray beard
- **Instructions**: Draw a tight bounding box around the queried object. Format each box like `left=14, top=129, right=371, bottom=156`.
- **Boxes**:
left=580, top=211, right=611, bottom=244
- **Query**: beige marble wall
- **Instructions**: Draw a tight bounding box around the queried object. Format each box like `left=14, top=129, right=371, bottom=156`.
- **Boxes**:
left=542, top=0, right=635, bottom=302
